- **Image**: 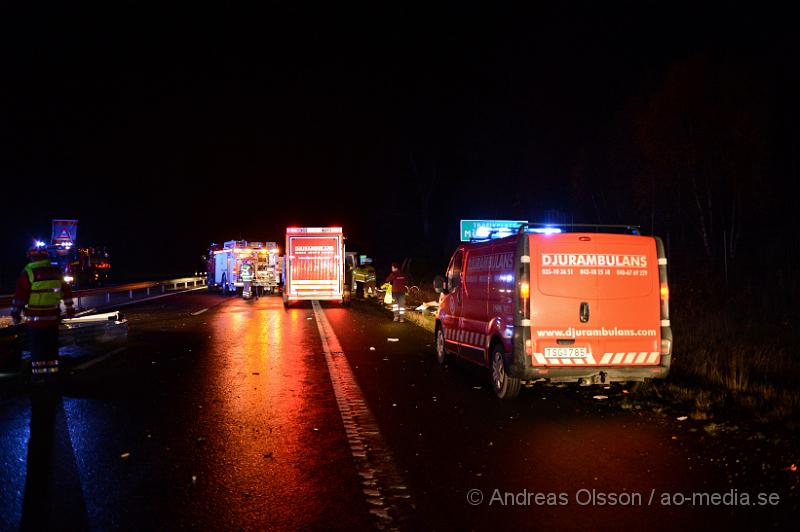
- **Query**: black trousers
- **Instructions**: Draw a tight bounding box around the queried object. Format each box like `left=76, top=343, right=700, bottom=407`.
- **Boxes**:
left=28, top=327, right=59, bottom=375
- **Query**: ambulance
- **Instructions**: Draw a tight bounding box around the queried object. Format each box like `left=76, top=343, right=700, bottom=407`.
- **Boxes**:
left=283, top=227, right=348, bottom=305
left=433, top=223, right=672, bottom=399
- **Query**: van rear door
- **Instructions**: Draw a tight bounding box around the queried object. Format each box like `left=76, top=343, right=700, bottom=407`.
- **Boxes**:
left=529, top=233, right=661, bottom=367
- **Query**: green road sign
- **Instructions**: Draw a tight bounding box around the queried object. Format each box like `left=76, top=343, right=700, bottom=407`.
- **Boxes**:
left=460, top=220, right=528, bottom=242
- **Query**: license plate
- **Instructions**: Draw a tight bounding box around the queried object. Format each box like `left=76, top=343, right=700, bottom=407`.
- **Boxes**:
left=544, top=347, right=588, bottom=358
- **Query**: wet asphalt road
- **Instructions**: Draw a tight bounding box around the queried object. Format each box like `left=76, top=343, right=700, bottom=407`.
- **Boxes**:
left=0, top=292, right=795, bottom=530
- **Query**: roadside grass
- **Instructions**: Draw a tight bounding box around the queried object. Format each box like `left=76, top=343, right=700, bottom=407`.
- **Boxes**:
left=642, top=284, right=800, bottom=425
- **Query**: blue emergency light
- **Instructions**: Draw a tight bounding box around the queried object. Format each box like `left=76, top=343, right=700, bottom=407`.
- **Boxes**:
left=527, top=226, right=562, bottom=234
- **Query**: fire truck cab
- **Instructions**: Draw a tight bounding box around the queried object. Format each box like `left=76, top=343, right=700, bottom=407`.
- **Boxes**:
left=434, top=223, right=672, bottom=399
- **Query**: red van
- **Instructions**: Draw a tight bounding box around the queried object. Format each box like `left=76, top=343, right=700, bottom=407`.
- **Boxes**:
left=433, top=225, right=672, bottom=398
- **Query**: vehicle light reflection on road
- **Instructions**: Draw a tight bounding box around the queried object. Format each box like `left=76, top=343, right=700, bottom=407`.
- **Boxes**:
left=199, top=297, right=325, bottom=528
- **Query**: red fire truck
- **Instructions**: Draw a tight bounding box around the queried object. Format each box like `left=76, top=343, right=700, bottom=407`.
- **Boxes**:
left=207, top=241, right=281, bottom=296
left=283, top=227, right=348, bottom=305
left=434, top=223, right=672, bottom=399
left=46, top=219, right=112, bottom=288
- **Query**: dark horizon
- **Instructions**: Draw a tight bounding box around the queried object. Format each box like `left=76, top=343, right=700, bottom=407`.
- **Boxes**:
left=2, top=4, right=798, bottom=289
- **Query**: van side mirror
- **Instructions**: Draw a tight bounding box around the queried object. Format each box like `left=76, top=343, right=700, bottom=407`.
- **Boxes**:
left=433, top=275, right=447, bottom=294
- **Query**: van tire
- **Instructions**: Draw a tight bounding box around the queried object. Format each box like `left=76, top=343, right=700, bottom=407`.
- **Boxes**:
left=491, top=345, right=520, bottom=399
left=435, top=327, right=448, bottom=365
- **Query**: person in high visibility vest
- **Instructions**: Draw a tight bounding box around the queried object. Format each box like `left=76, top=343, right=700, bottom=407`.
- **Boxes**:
left=240, top=261, right=255, bottom=299
left=10, top=247, right=74, bottom=382
left=385, top=262, right=408, bottom=322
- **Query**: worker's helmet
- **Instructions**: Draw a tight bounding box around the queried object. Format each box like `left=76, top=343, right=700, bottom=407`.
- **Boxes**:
left=391, top=262, right=399, bottom=269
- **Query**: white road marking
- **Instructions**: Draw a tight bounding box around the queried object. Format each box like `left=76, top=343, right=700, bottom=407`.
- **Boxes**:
left=311, top=300, right=413, bottom=529
left=73, top=346, right=128, bottom=371
left=191, top=308, right=208, bottom=316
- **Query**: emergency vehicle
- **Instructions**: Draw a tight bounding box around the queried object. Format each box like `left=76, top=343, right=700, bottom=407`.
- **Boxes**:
left=209, top=241, right=281, bottom=295
left=283, top=227, right=347, bottom=305
left=434, top=223, right=672, bottom=399
left=45, top=219, right=112, bottom=288
left=345, top=252, right=376, bottom=299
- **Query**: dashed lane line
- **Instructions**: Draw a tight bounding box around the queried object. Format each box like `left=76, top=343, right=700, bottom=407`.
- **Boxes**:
left=311, top=300, right=414, bottom=530
left=190, top=308, right=208, bottom=316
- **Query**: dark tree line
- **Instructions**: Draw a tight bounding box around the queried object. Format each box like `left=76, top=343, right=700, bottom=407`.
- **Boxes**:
left=570, top=53, right=798, bottom=291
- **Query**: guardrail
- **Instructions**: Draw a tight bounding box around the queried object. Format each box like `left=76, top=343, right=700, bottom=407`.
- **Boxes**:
left=0, top=276, right=206, bottom=310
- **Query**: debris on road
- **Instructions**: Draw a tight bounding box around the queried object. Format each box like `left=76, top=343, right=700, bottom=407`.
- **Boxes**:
left=252, top=372, right=260, bottom=375
left=677, top=416, right=689, bottom=421
left=192, top=475, right=197, bottom=485
left=387, top=338, right=399, bottom=342
left=592, top=395, right=609, bottom=400
left=786, top=463, right=798, bottom=472
left=120, top=452, right=131, bottom=460
left=369, top=347, right=376, bottom=351
left=414, top=301, right=439, bottom=313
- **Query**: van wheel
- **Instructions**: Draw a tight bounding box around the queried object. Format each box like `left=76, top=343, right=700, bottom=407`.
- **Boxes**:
left=491, top=345, right=520, bottom=399
left=435, top=327, right=448, bottom=365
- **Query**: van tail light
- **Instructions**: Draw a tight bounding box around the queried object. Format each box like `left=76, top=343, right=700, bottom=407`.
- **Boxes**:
left=525, top=339, right=532, bottom=355
left=661, top=338, right=672, bottom=356
left=520, top=281, right=530, bottom=320
left=655, top=240, right=670, bottom=323
left=517, top=234, right=531, bottom=323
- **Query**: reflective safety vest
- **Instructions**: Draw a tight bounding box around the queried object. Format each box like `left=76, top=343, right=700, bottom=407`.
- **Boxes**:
left=381, top=283, right=393, bottom=305
left=240, top=263, right=254, bottom=282
left=352, top=265, right=376, bottom=284
left=24, top=260, right=64, bottom=310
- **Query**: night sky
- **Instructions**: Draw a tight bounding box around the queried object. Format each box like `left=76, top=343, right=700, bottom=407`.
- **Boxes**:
left=1, top=3, right=797, bottom=288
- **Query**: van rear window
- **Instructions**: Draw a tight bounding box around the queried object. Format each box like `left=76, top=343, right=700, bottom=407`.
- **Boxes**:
left=534, top=238, right=656, bottom=299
